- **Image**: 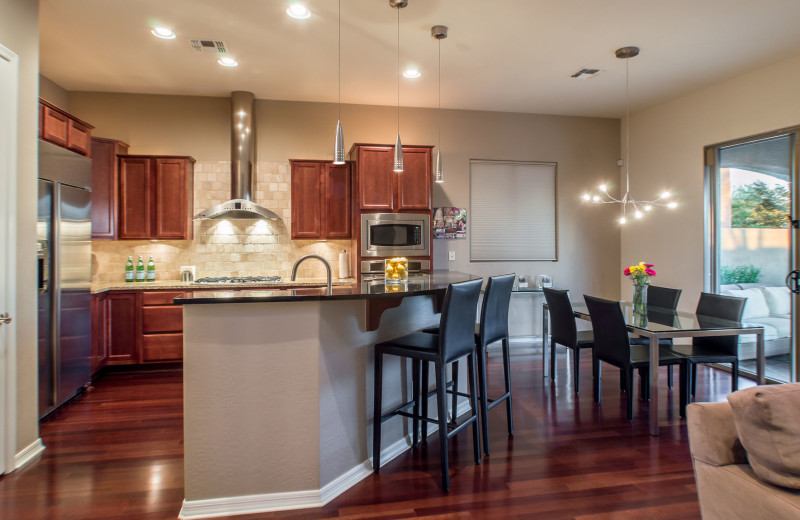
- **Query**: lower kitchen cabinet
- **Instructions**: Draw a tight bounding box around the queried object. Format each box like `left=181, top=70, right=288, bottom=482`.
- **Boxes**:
left=106, top=291, right=139, bottom=365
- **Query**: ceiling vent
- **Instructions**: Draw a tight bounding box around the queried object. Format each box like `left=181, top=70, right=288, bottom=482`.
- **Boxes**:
left=570, top=68, right=603, bottom=79
left=188, top=39, right=230, bottom=55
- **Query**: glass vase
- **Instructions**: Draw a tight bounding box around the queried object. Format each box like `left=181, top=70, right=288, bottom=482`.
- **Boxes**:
left=632, top=283, right=648, bottom=315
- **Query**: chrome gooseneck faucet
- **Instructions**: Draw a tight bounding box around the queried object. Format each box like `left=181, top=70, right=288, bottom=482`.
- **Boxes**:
left=291, top=254, right=332, bottom=295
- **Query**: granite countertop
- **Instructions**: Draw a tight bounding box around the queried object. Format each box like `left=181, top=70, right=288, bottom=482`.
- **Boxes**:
left=91, top=278, right=358, bottom=294
left=174, top=271, right=482, bottom=305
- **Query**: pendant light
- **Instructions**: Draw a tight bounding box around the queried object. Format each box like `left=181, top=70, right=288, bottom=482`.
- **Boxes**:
left=390, top=0, right=407, bottom=172
left=333, top=0, right=345, bottom=164
left=583, top=46, right=678, bottom=223
left=431, top=25, right=448, bottom=183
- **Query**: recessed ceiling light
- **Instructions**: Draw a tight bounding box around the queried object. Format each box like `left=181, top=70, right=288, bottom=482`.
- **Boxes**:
left=218, top=57, right=238, bottom=67
left=151, top=27, right=176, bottom=39
left=403, top=69, right=421, bottom=79
left=287, top=3, right=311, bottom=19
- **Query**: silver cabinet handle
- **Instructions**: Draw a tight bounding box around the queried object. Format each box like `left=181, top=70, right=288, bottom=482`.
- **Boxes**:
left=0, top=313, right=11, bottom=325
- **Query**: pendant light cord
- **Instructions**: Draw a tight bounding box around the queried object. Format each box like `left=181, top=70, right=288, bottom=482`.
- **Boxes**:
left=397, top=6, right=400, bottom=134
left=438, top=37, right=441, bottom=149
left=338, top=0, right=341, bottom=120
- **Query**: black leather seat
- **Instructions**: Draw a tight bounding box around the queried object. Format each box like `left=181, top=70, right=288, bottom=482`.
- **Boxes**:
left=373, top=278, right=483, bottom=492
left=421, top=274, right=516, bottom=456
left=667, top=292, right=746, bottom=399
left=630, top=285, right=683, bottom=389
left=543, top=288, right=594, bottom=394
left=584, top=295, right=689, bottom=422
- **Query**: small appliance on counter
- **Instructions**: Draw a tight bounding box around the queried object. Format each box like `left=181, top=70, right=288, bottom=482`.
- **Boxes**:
left=360, top=213, right=430, bottom=258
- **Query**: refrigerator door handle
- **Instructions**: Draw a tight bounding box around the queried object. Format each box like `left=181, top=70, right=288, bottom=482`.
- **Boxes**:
left=37, top=239, right=48, bottom=294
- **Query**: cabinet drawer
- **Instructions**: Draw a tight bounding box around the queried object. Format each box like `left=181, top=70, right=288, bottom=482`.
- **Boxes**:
left=142, top=291, right=186, bottom=306
left=142, top=334, right=183, bottom=361
left=67, top=120, right=91, bottom=157
left=142, top=306, right=182, bottom=333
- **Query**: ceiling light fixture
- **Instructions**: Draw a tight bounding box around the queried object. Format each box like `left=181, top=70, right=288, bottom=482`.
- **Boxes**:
left=403, top=68, right=421, bottom=79
left=390, top=0, right=407, bottom=173
left=333, top=0, right=345, bottom=164
left=151, top=27, right=176, bottom=39
left=431, top=25, right=448, bottom=183
left=218, top=57, right=238, bottom=67
left=583, top=46, right=678, bottom=224
left=286, top=3, right=311, bottom=20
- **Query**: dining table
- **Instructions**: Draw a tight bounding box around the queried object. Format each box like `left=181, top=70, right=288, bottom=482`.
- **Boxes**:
left=541, top=301, right=766, bottom=436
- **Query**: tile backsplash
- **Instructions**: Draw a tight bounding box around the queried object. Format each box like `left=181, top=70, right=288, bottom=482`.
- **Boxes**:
left=91, top=161, right=351, bottom=283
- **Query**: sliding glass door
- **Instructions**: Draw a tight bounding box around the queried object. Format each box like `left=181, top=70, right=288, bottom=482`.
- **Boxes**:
left=706, top=129, right=799, bottom=383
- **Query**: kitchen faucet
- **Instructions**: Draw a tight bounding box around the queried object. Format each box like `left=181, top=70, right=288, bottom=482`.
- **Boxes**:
left=291, top=254, right=332, bottom=295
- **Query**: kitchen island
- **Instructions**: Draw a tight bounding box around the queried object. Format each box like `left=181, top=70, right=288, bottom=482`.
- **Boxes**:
left=175, top=271, right=481, bottom=518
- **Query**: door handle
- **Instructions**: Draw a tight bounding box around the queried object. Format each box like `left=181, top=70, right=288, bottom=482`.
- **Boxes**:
left=786, top=270, right=800, bottom=294
left=0, top=313, right=11, bottom=325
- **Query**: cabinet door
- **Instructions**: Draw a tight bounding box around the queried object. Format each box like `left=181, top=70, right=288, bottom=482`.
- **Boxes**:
left=42, top=106, right=68, bottom=147
left=154, top=158, right=189, bottom=239
left=396, top=147, right=432, bottom=211
left=90, top=294, right=108, bottom=374
left=119, top=157, right=152, bottom=239
left=357, top=146, right=394, bottom=211
left=107, top=292, right=138, bottom=364
left=91, top=139, right=128, bottom=240
left=323, top=163, right=351, bottom=238
left=291, top=162, right=323, bottom=239
left=67, top=120, right=91, bottom=157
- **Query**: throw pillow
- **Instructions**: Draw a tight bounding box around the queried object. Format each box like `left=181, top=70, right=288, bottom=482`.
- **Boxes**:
left=722, top=288, right=770, bottom=319
left=727, top=383, right=800, bottom=489
left=761, top=286, right=791, bottom=316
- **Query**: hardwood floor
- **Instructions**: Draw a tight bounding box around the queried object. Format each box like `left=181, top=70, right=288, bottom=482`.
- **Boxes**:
left=0, top=348, right=753, bottom=519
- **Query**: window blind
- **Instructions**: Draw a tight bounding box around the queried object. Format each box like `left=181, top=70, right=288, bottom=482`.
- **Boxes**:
left=470, top=160, right=556, bottom=261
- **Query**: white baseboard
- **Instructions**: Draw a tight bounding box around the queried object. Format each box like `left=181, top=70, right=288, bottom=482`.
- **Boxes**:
left=180, top=402, right=475, bottom=519
left=14, top=438, right=45, bottom=470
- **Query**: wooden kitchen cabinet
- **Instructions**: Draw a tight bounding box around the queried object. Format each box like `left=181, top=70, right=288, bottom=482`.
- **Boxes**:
left=290, top=160, right=351, bottom=239
left=350, top=144, right=433, bottom=212
left=106, top=291, right=138, bottom=365
left=118, top=155, right=195, bottom=240
left=140, top=291, right=185, bottom=363
left=90, top=293, right=108, bottom=373
left=39, top=99, right=94, bottom=157
left=90, top=138, right=129, bottom=240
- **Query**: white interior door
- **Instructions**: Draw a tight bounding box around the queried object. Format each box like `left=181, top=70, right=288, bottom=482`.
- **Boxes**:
left=0, top=42, right=20, bottom=475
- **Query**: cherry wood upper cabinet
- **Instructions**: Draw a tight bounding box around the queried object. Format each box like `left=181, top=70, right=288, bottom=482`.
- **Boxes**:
left=290, top=160, right=352, bottom=240
left=396, top=147, right=432, bottom=211
left=290, top=161, right=323, bottom=239
left=90, top=138, right=129, bottom=240
left=355, top=146, right=394, bottom=211
left=39, top=99, right=94, bottom=157
left=323, top=163, right=352, bottom=238
left=118, top=155, right=194, bottom=240
left=119, top=156, right=152, bottom=239
left=351, top=143, right=433, bottom=212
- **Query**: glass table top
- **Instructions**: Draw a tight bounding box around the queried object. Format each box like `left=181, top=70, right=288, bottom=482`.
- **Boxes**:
left=569, top=302, right=764, bottom=334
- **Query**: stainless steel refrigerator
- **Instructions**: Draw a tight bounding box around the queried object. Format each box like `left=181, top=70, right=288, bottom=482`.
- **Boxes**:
left=38, top=140, right=92, bottom=418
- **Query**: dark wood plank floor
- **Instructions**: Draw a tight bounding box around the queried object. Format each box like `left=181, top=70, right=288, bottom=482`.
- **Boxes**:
left=0, top=349, right=753, bottom=519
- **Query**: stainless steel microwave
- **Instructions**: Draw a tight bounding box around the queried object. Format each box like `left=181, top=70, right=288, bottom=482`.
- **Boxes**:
left=360, top=213, right=430, bottom=258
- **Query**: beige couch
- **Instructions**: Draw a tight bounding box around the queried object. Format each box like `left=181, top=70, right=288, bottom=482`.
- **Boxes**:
left=687, top=384, right=800, bottom=519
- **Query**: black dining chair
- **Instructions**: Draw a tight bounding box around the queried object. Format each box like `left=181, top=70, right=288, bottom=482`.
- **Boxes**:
left=630, top=285, right=683, bottom=390
left=543, top=288, right=594, bottom=394
left=668, top=292, right=746, bottom=399
left=422, top=274, right=515, bottom=456
left=583, top=295, right=689, bottom=422
left=373, top=279, right=482, bottom=492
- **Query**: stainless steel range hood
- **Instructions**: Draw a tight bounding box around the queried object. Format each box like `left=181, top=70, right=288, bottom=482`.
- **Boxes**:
left=194, top=91, right=282, bottom=220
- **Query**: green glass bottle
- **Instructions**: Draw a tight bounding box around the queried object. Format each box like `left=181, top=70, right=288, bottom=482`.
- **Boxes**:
left=146, top=256, right=156, bottom=282
left=125, top=256, right=134, bottom=283
left=135, top=256, right=146, bottom=282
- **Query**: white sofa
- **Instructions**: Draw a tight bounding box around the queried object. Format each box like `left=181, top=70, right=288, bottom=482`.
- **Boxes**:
left=719, top=284, right=791, bottom=360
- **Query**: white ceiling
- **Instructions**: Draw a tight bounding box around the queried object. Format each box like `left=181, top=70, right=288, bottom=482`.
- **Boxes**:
left=40, top=0, right=800, bottom=118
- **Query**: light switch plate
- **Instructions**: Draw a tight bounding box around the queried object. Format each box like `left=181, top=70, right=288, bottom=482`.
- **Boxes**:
left=448, top=251, right=456, bottom=261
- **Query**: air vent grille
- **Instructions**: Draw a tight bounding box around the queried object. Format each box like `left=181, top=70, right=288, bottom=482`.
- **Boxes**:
left=570, top=68, right=602, bottom=79
left=188, top=39, right=229, bottom=54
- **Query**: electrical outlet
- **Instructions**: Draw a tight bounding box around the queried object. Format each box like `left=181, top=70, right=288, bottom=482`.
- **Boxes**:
left=448, top=251, right=456, bottom=261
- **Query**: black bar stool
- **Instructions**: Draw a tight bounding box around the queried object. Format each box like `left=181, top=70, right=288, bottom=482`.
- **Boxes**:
left=372, top=279, right=483, bottom=492
left=422, top=274, right=515, bottom=455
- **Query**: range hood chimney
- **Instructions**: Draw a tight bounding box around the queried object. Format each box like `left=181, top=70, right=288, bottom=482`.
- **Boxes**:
left=194, top=91, right=283, bottom=220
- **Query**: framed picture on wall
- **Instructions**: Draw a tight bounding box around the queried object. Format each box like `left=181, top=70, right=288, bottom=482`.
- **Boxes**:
left=434, top=207, right=467, bottom=239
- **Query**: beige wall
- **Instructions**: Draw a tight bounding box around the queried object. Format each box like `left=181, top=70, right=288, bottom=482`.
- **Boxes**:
left=620, top=52, right=800, bottom=310
left=1, top=0, right=40, bottom=454
left=70, top=92, right=622, bottom=297
left=39, top=75, right=68, bottom=110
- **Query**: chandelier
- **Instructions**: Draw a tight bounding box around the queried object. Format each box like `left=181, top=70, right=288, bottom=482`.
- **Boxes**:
left=583, top=46, right=677, bottom=224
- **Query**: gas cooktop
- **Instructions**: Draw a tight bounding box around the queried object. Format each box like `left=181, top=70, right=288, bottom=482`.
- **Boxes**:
left=193, top=276, right=282, bottom=284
